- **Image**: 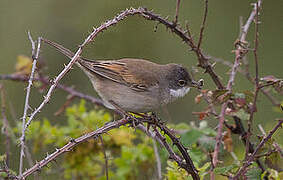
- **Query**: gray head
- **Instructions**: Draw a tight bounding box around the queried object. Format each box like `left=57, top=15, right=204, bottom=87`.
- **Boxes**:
left=165, top=64, right=201, bottom=99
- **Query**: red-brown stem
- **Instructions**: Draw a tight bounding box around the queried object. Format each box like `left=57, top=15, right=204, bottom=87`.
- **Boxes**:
left=173, top=0, right=181, bottom=25
left=245, top=1, right=260, bottom=161
left=212, top=0, right=262, bottom=168
left=197, top=0, right=208, bottom=51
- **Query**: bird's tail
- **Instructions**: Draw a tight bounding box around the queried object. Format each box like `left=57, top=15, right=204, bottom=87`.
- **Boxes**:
left=42, top=38, right=76, bottom=59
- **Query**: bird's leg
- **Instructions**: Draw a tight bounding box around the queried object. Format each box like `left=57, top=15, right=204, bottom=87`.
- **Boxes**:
left=108, top=100, right=140, bottom=129
left=148, top=112, right=165, bottom=126
left=137, top=112, right=163, bottom=131
left=128, top=112, right=154, bottom=131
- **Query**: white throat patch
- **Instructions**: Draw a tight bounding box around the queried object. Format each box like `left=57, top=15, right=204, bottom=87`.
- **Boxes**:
left=169, top=87, right=190, bottom=98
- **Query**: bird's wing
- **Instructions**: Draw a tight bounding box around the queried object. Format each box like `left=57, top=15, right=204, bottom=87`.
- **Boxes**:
left=78, top=59, right=159, bottom=92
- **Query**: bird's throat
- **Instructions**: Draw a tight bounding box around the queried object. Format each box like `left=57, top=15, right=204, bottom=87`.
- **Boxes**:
left=169, top=87, right=190, bottom=99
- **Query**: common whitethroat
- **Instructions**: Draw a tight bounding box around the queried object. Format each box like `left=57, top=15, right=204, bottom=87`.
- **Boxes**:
left=43, top=39, right=203, bottom=113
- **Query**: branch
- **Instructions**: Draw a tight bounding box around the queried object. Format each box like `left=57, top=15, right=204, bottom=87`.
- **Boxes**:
left=197, top=0, right=208, bottom=50
left=232, top=119, right=283, bottom=179
left=212, top=0, right=263, bottom=167
left=129, top=8, right=224, bottom=89
left=137, top=124, right=185, bottom=167
left=245, top=1, right=261, bottom=161
left=258, top=124, right=283, bottom=158
left=19, top=33, right=42, bottom=177
left=0, top=74, right=105, bottom=108
left=99, top=136, right=109, bottom=180
left=153, top=140, right=162, bottom=180
left=173, top=0, right=181, bottom=25
left=150, top=117, right=199, bottom=180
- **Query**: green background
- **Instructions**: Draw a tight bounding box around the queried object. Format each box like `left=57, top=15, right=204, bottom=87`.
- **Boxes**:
left=0, top=0, right=282, bottom=175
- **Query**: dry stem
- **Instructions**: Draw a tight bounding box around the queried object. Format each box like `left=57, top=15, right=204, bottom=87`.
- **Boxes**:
left=19, top=33, right=42, bottom=177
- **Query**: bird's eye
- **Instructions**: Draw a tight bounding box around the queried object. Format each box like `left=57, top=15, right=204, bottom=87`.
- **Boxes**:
left=178, top=80, right=186, bottom=86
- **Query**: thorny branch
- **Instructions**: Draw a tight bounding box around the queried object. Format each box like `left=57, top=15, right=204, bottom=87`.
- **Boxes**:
left=99, top=136, right=109, bottom=180
left=19, top=33, right=42, bottom=177
left=212, top=0, right=263, bottom=168
left=173, top=0, right=181, bottom=25
left=245, top=1, right=261, bottom=161
left=197, top=0, right=208, bottom=51
left=0, top=74, right=105, bottom=108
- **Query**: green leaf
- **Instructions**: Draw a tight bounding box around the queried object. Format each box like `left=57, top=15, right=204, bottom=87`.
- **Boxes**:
left=212, top=89, right=229, bottom=100
left=232, top=109, right=250, bottom=121
left=234, top=92, right=245, bottom=99
left=265, top=151, right=283, bottom=171
left=244, top=90, right=254, bottom=104
left=189, top=146, right=207, bottom=166
left=0, top=154, right=6, bottom=162
left=245, top=167, right=261, bottom=180
left=214, top=164, right=238, bottom=174
left=180, top=129, right=203, bottom=146
left=198, top=136, right=216, bottom=152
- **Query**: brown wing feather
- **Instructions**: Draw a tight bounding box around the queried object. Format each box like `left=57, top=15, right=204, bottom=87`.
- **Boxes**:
left=78, top=59, right=160, bottom=91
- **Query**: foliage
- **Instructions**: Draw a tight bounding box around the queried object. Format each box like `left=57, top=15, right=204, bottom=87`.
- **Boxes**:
left=4, top=99, right=282, bottom=179
left=8, top=100, right=220, bottom=179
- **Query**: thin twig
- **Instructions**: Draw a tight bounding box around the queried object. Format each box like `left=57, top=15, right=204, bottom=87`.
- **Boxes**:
left=209, top=152, right=215, bottom=180
left=173, top=0, right=181, bottom=25
left=0, top=74, right=105, bottom=108
left=212, top=102, right=228, bottom=166
left=140, top=8, right=224, bottom=89
left=19, top=33, right=41, bottom=177
left=54, top=95, right=75, bottom=116
left=258, top=124, right=283, bottom=157
left=153, top=140, right=162, bottom=180
left=232, top=119, right=283, bottom=179
left=99, top=136, right=109, bottom=180
left=197, top=0, right=208, bottom=50
left=245, top=1, right=261, bottom=161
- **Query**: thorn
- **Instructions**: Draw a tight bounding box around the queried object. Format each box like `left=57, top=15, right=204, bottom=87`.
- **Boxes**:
left=211, top=62, right=217, bottom=68
left=70, top=138, right=76, bottom=143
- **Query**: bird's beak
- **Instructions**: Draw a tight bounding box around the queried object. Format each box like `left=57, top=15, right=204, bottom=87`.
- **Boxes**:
left=191, top=79, right=204, bottom=89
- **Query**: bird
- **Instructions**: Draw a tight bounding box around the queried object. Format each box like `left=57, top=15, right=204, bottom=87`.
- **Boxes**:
left=42, top=38, right=203, bottom=113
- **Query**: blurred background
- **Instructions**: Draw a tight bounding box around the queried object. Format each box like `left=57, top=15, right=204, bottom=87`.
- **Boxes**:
left=0, top=0, right=282, bottom=176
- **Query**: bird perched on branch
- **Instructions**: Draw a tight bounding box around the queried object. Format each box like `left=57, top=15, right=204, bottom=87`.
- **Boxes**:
left=43, top=38, right=203, bottom=113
